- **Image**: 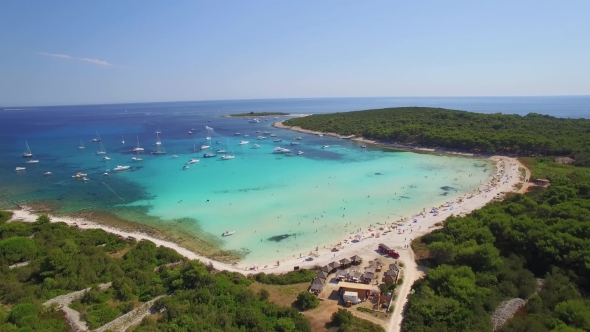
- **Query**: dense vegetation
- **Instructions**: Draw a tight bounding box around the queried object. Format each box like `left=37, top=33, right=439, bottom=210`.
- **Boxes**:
left=0, top=217, right=314, bottom=331
left=296, top=291, right=320, bottom=311
left=284, top=107, right=590, bottom=166
left=402, top=158, right=590, bottom=332
left=249, top=269, right=317, bottom=285
left=230, top=112, right=289, bottom=117
left=329, top=308, right=385, bottom=332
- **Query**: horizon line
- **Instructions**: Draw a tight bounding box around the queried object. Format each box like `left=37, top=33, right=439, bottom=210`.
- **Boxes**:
left=2, top=94, right=590, bottom=109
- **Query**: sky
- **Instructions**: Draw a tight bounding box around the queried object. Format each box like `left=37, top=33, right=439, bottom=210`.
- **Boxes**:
left=1, top=1, right=589, bottom=106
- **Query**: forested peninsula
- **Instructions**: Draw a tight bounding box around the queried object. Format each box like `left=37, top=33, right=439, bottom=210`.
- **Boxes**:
left=283, top=107, right=590, bottom=166
left=229, top=112, right=289, bottom=117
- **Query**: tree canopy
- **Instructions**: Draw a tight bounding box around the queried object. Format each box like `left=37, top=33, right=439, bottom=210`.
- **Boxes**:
left=284, top=107, right=590, bottom=165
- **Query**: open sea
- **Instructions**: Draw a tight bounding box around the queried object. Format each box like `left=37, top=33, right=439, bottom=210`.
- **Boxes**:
left=1, top=96, right=589, bottom=264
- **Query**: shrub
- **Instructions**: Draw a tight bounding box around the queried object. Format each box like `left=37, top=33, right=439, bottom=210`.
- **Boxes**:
left=296, top=292, right=319, bottom=311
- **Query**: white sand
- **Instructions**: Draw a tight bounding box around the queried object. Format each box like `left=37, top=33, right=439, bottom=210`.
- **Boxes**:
left=8, top=156, right=523, bottom=277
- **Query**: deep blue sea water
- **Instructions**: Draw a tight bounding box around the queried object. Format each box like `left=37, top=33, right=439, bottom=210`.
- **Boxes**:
left=1, top=96, right=588, bottom=264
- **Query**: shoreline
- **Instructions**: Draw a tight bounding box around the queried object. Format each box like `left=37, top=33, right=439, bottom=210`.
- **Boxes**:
left=222, top=113, right=311, bottom=118
left=273, top=120, right=490, bottom=158
left=7, top=152, right=524, bottom=275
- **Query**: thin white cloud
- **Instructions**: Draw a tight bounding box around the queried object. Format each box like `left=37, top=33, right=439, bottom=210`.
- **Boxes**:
left=38, top=52, right=111, bottom=66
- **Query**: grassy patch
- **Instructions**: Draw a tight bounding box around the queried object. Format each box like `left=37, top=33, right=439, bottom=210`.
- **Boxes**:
left=247, top=282, right=310, bottom=307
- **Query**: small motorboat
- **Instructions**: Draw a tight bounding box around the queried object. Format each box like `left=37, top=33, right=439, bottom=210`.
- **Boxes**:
left=361, top=145, right=367, bottom=148
left=16, top=167, right=26, bottom=171
left=234, top=132, right=241, bottom=136
left=257, top=136, right=267, bottom=140
left=131, top=157, right=142, bottom=161
left=290, top=141, right=300, bottom=146
left=82, top=177, right=89, bottom=181
left=103, top=172, right=109, bottom=176
left=239, top=141, right=249, bottom=145
left=188, top=158, right=200, bottom=164
left=252, top=144, right=260, bottom=149
left=183, top=165, right=189, bottom=170
left=295, top=137, right=302, bottom=140
left=203, top=154, right=217, bottom=158
left=73, top=172, right=87, bottom=178
left=297, top=151, right=304, bottom=155
left=222, top=231, right=235, bottom=237
left=273, top=139, right=282, bottom=142
left=26, top=159, right=39, bottom=164
left=188, top=131, right=193, bottom=134
left=103, top=156, right=111, bottom=160
left=200, top=145, right=210, bottom=150
left=322, top=145, right=329, bottom=149
left=43, top=171, right=52, bottom=175
left=113, top=165, right=131, bottom=171
left=216, top=149, right=227, bottom=153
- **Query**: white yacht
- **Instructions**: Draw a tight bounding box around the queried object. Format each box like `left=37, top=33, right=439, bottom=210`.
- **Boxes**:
left=187, top=158, right=200, bottom=164
left=257, top=136, right=266, bottom=140
left=239, top=141, right=249, bottom=145
left=26, top=159, right=39, bottom=164
left=220, top=139, right=235, bottom=160
left=131, top=157, right=142, bottom=161
left=256, top=130, right=261, bottom=133
left=295, top=137, right=302, bottom=140
left=243, top=134, right=249, bottom=137
left=43, top=171, right=52, bottom=176
left=263, top=131, right=271, bottom=135
left=16, top=167, right=26, bottom=171
left=222, top=231, right=235, bottom=237
left=234, top=132, right=241, bottom=136
left=188, top=130, right=193, bottom=134
left=96, top=142, right=107, bottom=155
left=82, top=177, right=89, bottom=181
left=322, top=145, right=329, bottom=149
left=270, top=134, right=277, bottom=137
left=103, top=172, right=109, bottom=176
left=216, top=149, right=227, bottom=153
left=23, top=141, right=33, bottom=157
left=290, top=141, right=300, bottom=146
left=273, top=138, right=282, bottom=142
left=200, top=145, right=210, bottom=150
left=248, top=118, right=260, bottom=123
left=252, top=144, right=260, bottom=149
left=183, top=165, right=189, bottom=170
left=133, top=136, right=144, bottom=152
left=113, top=165, right=131, bottom=171
left=103, top=156, right=111, bottom=161
left=297, top=151, right=304, bottom=155
left=73, top=172, right=87, bottom=178
left=78, top=139, right=85, bottom=150
left=155, top=132, right=162, bottom=146
left=272, top=147, right=291, bottom=154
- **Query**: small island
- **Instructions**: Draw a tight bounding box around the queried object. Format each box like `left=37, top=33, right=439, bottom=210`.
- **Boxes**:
left=228, top=111, right=290, bottom=117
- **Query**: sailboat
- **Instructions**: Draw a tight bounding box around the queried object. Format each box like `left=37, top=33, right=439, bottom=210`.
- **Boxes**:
left=151, top=135, right=166, bottom=154
left=133, top=136, right=144, bottom=152
left=78, top=139, right=85, bottom=150
left=187, top=145, right=199, bottom=164
left=23, top=141, right=33, bottom=157
left=205, top=126, right=213, bottom=140
left=171, top=150, right=179, bottom=158
left=121, top=135, right=125, bottom=144
left=96, top=141, right=107, bottom=155
left=155, top=132, right=162, bottom=146
left=96, top=133, right=107, bottom=155
left=221, top=139, right=235, bottom=160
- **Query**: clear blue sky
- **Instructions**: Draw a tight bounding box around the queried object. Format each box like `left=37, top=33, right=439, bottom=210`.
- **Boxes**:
left=1, top=1, right=589, bottom=106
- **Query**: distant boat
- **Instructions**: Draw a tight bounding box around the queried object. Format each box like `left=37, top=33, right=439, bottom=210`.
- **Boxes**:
left=221, top=139, right=235, bottom=160
left=187, top=158, right=199, bottom=164
left=121, top=135, right=125, bottom=144
left=172, top=150, right=178, bottom=158
left=78, top=139, right=85, bottom=150
left=256, top=130, right=261, bottom=133
left=155, top=128, right=162, bottom=134
left=318, top=134, right=324, bottom=137
left=239, top=141, right=249, bottom=145
left=222, top=231, right=235, bottom=237
left=203, top=153, right=217, bottom=158
left=270, top=134, right=277, bottom=137
left=290, top=142, right=300, bottom=146
left=205, top=126, right=212, bottom=140
left=322, top=145, right=329, bottom=149
left=132, top=157, right=142, bottom=161
left=200, top=145, right=210, bottom=150
left=244, top=134, right=249, bottom=137
left=257, top=136, right=267, bottom=140
left=297, top=151, right=304, bottom=155
left=96, top=140, right=107, bottom=155
left=273, top=139, right=282, bottom=142
left=295, top=137, right=302, bottom=140
left=248, top=118, right=259, bottom=123
left=16, top=167, right=26, bottom=171
left=234, top=132, right=241, bottom=136
left=188, top=145, right=199, bottom=164
left=188, top=130, right=193, bottom=135
left=102, top=156, right=111, bottom=160
left=113, top=165, right=131, bottom=171
left=155, top=132, right=162, bottom=146
left=133, top=136, right=144, bottom=152
left=273, top=147, right=290, bottom=154
left=26, top=159, right=39, bottom=164
left=263, top=131, right=271, bottom=135
left=361, top=145, right=367, bottom=148
left=151, top=136, right=166, bottom=154
left=216, top=149, right=227, bottom=153
left=183, top=165, right=189, bottom=170
left=23, top=141, right=33, bottom=157
left=252, top=143, right=260, bottom=149
left=43, top=171, right=52, bottom=176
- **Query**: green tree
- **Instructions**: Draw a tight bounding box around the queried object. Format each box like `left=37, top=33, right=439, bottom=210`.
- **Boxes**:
left=296, top=292, right=319, bottom=311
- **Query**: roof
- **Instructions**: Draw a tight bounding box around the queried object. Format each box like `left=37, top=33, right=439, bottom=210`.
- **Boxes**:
left=339, top=258, right=351, bottom=264
left=310, top=283, right=323, bottom=291
left=348, top=271, right=362, bottom=279
left=388, top=263, right=399, bottom=272
left=379, top=243, right=392, bottom=251
left=350, top=255, right=362, bottom=262
left=335, top=269, right=348, bottom=277
left=316, top=271, right=328, bottom=279
left=363, top=272, right=375, bottom=279
left=365, top=267, right=376, bottom=274
left=321, top=265, right=330, bottom=272
left=329, top=261, right=341, bottom=269
left=343, top=291, right=357, bottom=297
left=312, top=277, right=325, bottom=286
left=384, top=269, right=399, bottom=277
left=338, top=281, right=375, bottom=291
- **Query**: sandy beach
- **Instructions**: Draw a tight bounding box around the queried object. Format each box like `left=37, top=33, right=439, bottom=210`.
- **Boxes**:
left=8, top=153, right=523, bottom=276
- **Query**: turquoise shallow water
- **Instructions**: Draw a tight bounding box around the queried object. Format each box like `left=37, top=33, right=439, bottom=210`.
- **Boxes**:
left=0, top=101, right=497, bottom=264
